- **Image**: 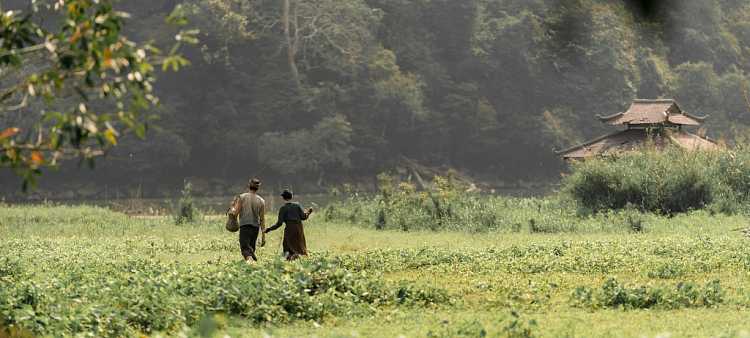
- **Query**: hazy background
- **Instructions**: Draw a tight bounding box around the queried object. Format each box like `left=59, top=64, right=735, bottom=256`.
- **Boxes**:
left=3, top=0, right=750, bottom=199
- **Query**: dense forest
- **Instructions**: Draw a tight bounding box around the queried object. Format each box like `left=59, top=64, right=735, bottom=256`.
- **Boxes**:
left=3, top=0, right=750, bottom=196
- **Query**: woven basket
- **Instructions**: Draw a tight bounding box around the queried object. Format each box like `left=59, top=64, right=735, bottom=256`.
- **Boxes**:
left=226, top=213, right=239, bottom=232
left=225, top=196, right=241, bottom=232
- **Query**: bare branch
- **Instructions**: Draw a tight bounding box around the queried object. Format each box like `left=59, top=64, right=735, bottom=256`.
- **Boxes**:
left=323, top=32, right=352, bottom=56
left=292, top=1, right=300, bottom=54
left=260, top=19, right=280, bottom=34
left=1, top=93, right=30, bottom=112
left=0, top=44, right=48, bottom=59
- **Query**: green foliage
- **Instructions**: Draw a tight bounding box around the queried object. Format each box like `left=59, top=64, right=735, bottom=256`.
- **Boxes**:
left=324, top=173, right=673, bottom=233
left=571, top=278, right=725, bottom=310
left=647, top=263, right=687, bottom=279
left=368, top=48, right=426, bottom=117
left=502, top=311, right=538, bottom=338
left=258, top=115, right=353, bottom=181
left=0, top=256, right=448, bottom=336
left=2, top=204, right=750, bottom=336
left=0, top=205, right=457, bottom=336
left=0, top=0, right=195, bottom=189
left=672, top=62, right=721, bottom=113
left=173, top=179, right=197, bottom=224
left=329, top=236, right=750, bottom=276
left=9, top=0, right=750, bottom=192
left=426, top=319, right=488, bottom=338
left=0, top=203, right=133, bottom=235
left=563, top=146, right=750, bottom=214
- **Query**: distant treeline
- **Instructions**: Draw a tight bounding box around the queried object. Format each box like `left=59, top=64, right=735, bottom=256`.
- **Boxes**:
left=4, top=0, right=750, bottom=193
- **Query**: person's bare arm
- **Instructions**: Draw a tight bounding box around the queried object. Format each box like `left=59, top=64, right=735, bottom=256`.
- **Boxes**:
left=229, top=196, right=242, bottom=216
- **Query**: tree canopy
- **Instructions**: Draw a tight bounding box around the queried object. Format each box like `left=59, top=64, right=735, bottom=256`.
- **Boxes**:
left=3, top=0, right=750, bottom=194
left=0, top=0, right=193, bottom=189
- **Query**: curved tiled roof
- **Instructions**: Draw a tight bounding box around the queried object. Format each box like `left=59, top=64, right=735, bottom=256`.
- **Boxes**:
left=556, top=129, right=719, bottom=159
left=597, top=99, right=706, bottom=126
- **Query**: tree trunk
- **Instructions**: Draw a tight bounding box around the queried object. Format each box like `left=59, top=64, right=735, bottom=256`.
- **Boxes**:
left=282, top=0, right=302, bottom=89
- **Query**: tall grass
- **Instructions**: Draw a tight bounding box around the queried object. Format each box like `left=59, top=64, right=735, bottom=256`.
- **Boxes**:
left=322, top=174, right=684, bottom=233
left=324, top=147, right=750, bottom=232
left=562, top=146, right=750, bottom=214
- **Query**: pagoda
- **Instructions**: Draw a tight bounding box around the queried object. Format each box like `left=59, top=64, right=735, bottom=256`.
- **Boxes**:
left=556, top=99, right=719, bottom=160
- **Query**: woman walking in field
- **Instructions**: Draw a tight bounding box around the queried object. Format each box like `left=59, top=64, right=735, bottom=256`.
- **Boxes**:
left=264, top=189, right=313, bottom=261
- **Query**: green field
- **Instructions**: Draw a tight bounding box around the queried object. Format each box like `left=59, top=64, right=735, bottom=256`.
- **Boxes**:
left=1, top=204, right=750, bottom=337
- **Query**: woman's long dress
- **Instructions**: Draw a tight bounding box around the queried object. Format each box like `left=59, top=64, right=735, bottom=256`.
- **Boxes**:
left=267, top=202, right=310, bottom=260
left=282, top=220, right=307, bottom=259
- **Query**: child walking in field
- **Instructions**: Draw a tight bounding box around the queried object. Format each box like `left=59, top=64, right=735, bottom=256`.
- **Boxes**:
left=264, top=189, right=313, bottom=261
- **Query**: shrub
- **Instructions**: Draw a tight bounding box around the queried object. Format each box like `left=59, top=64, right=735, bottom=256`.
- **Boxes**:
left=502, top=311, right=538, bottom=338
left=571, top=278, right=724, bottom=310
left=563, top=146, right=750, bottom=215
left=173, top=180, right=197, bottom=224
left=0, top=257, right=22, bottom=278
left=426, top=319, right=488, bottom=338
left=647, top=263, right=686, bottom=279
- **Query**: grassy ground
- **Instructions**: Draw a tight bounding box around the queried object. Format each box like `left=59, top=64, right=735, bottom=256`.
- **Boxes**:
left=1, top=204, right=750, bottom=337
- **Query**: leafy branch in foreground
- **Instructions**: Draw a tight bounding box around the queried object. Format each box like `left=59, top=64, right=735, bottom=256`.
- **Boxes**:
left=0, top=0, right=197, bottom=189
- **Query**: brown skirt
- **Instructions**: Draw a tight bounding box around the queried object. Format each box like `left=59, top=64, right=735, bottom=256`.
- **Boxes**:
left=283, top=220, right=307, bottom=260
